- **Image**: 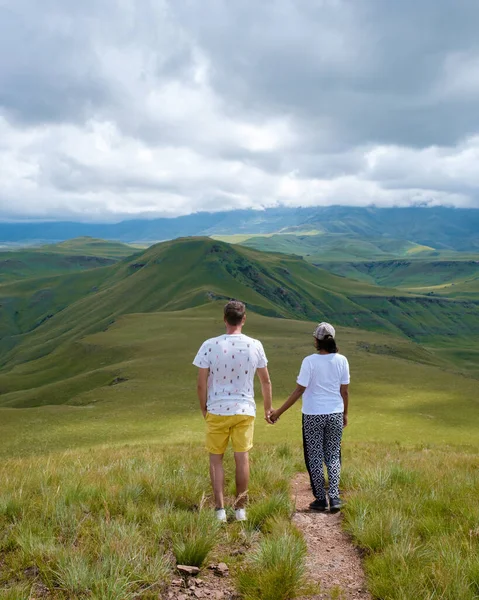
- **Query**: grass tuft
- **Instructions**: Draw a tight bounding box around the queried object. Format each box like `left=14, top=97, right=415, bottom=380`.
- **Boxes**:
left=245, top=492, right=292, bottom=531
left=237, top=522, right=308, bottom=600
left=168, top=509, right=220, bottom=567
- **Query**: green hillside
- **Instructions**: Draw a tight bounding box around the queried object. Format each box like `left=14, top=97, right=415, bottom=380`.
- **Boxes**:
left=315, top=259, right=479, bottom=291
left=37, top=236, right=141, bottom=258
left=0, top=250, right=116, bottom=284
left=0, top=237, right=477, bottom=412
left=0, top=237, right=139, bottom=285
left=0, top=237, right=397, bottom=377
left=1, top=238, right=478, bottom=360
left=0, top=304, right=478, bottom=453
left=219, top=232, right=438, bottom=262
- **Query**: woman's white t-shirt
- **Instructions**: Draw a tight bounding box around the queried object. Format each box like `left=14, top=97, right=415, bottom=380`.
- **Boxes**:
left=297, top=353, right=350, bottom=415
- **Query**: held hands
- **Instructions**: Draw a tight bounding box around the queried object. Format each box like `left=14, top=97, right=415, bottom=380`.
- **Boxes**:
left=265, top=409, right=280, bottom=424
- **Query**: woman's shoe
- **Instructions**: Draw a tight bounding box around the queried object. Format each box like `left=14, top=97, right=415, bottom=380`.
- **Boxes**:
left=309, top=498, right=328, bottom=511
left=329, top=497, right=342, bottom=513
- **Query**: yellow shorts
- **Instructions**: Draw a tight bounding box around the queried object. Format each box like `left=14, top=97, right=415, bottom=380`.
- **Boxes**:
left=205, top=413, right=255, bottom=454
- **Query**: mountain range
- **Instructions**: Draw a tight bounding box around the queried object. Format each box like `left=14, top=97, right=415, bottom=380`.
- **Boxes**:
left=2, top=206, right=479, bottom=251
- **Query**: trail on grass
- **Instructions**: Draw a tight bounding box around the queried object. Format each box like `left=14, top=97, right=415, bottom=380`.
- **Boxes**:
left=292, top=473, right=371, bottom=600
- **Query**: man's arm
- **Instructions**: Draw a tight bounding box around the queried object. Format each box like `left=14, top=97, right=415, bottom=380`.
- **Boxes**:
left=256, top=367, right=272, bottom=421
left=340, top=384, right=349, bottom=427
left=197, top=368, right=209, bottom=418
left=270, top=384, right=306, bottom=421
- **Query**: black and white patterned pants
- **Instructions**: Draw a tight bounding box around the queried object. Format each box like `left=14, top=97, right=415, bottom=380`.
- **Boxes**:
left=302, top=413, right=343, bottom=500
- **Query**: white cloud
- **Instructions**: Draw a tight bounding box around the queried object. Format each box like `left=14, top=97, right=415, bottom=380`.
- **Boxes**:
left=1, top=0, right=479, bottom=220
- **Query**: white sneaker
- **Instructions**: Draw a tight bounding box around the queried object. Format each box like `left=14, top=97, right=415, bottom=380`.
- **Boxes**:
left=215, top=508, right=227, bottom=523
left=235, top=508, right=247, bottom=522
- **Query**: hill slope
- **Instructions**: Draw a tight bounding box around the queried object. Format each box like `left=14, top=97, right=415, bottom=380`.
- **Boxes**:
left=0, top=237, right=397, bottom=369
left=228, top=232, right=438, bottom=262
left=0, top=237, right=478, bottom=408
left=314, top=259, right=479, bottom=291
left=37, top=236, right=141, bottom=258
left=0, top=305, right=477, bottom=446
left=0, top=251, right=116, bottom=284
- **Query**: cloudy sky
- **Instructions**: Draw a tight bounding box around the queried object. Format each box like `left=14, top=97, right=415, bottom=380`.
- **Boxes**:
left=1, top=0, right=479, bottom=221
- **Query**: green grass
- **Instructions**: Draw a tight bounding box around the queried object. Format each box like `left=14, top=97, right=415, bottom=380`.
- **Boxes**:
left=0, top=238, right=139, bottom=285
left=1, top=236, right=479, bottom=599
left=168, top=510, right=221, bottom=566
left=1, top=304, right=479, bottom=456
left=0, top=250, right=117, bottom=284
left=219, top=232, right=442, bottom=262
left=36, top=237, right=141, bottom=259
left=2, top=440, right=478, bottom=599
left=342, top=443, right=479, bottom=600
left=237, top=521, right=310, bottom=600
left=315, top=258, right=479, bottom=294
left=216, top=231, right=479, bottom=299
left=0, top=444, right=304, bottom=600
left=0, top=303, right=475, bottom=455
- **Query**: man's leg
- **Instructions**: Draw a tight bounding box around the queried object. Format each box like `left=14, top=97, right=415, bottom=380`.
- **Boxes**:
left=231, top=416, right=254, bottom=514
left=209, top=453, right=225, bottom=509
left=234, top=451, right=249, bottom=508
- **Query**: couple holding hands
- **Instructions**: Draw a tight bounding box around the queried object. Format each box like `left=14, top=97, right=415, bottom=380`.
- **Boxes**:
left=193, top=301, right=350, bottom=523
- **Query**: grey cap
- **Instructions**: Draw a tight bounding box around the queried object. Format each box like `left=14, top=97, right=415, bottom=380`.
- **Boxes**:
left=313, top=322, right=336, bottom=340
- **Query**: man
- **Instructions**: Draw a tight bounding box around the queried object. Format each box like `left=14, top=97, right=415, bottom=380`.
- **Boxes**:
left=193, top=300, right=273, bottom=522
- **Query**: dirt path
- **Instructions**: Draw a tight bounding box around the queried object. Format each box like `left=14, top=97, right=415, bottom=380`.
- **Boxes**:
left=292, top=473, right=372, bottom=600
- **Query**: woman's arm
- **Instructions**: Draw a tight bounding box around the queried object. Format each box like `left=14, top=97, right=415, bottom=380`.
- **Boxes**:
left=340, top=383, right=349, bottom=427
left=270, top=384, right=306, bottom=422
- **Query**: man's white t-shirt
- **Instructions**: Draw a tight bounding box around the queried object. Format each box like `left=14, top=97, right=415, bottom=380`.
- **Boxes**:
left=193, top=334, right=268, bottom=417
left=297, top=353, right=350, bottom=415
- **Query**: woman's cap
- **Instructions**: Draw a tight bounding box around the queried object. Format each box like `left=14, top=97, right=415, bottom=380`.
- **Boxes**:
left=313, top=322, right=336, bottom=340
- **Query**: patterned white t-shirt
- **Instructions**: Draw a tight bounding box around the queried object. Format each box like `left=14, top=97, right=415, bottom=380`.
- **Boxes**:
left=193, top=334, right=268, bottom=416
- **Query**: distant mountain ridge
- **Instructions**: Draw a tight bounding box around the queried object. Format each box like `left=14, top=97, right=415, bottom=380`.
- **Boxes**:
left=1, top=206, right=479, bottom=251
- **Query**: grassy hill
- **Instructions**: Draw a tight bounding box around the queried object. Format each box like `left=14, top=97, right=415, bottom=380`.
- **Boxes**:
left=0, top=237, right=139, bottom=285
left=37, top=236, right=142, bottom=258
left=216, top=232, right=440, bottom=262
left=1, top=237, right=478, bottom=408
left=313, top=258, right=479, bottom=291
left=0, top=251, right=116, bottom=284
left=0, top=303, right=478, bottom=452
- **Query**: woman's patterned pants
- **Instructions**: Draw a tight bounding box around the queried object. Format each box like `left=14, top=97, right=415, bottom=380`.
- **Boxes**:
left=302, top=413, right=343, bottom=500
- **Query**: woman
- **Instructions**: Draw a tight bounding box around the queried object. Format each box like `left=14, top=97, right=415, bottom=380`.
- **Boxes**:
left=270, top=322, right=349, bottom=512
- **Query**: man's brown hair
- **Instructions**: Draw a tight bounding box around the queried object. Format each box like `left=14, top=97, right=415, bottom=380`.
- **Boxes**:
left=224, top=300, right=246, bottom=326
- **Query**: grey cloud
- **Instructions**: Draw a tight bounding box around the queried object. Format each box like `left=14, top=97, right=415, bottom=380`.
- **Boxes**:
left=0, top=2, right=110, bottom=124
left=0, top=0, right=195, bottom=126
left=1, top=0, right=479, bottom=220
left=173, top=0, right=479, bottom=148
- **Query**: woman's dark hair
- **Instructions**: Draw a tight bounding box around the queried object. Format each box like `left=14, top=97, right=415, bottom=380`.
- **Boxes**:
left=315, top=334, right=338, bottom=353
